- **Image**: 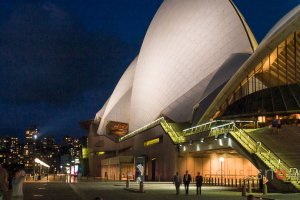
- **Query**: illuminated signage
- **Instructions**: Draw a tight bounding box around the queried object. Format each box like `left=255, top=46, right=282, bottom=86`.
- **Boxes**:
left=96, top=151, right=105, bottom=155
left=144, top=138, right=160, bottom=147
left=106, top=121, right=128, bottom=136
left=82, top=148, right=88, bottom=158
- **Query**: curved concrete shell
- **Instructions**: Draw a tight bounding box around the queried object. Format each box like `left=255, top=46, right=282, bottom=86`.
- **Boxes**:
left=200, top=4, right=300, bottom=123
left=95, top=98, right=109, bottom=123
left=97, top=57, right=137, bottom=134
left=130, top=0, right=256, bottom=131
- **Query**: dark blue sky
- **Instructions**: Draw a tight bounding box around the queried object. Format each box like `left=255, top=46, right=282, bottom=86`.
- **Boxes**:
left=0, top=0, right=299, bottom=142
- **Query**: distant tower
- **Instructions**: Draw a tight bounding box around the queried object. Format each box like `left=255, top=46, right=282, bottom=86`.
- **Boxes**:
left=25, top=125, right=39, bottom=143
left=23, top=125, right=40, bottom=173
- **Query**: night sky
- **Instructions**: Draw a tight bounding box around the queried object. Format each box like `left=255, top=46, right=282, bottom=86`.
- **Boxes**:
left=0, top=0, right=299, bottom=142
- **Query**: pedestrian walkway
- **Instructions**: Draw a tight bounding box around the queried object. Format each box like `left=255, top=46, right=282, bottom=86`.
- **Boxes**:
left=21, top=181, right=300, bottom=200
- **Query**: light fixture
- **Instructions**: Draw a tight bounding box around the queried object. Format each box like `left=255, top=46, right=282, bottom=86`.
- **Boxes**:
left=200, top=138, right=204, bottom=143
left=219, top=157, right=224, bottom=162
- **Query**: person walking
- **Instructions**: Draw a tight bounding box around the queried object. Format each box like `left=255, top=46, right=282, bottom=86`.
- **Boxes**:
left=277, top=119, right=281, bottom=132
left=173, top=172, right=181, bottom=195
left=195, top=172, right=203, bottom=195
left=0, top=164, right=9, bottom=200
left=183, top=170, right=191, bottom=195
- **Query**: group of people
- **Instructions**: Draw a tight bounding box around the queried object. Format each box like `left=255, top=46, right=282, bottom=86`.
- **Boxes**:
left=173, top=170, right=203, bottom=195
left=271, top=118, right=281, bottom=132
left=0, top=164, right=26, bottom=200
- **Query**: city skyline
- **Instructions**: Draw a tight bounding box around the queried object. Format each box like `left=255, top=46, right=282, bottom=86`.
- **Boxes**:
left=0, top=0, right=299, bottom=140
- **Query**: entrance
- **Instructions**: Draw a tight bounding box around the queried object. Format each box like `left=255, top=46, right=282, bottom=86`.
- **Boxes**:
left=151, top=158, right=156, bottom=181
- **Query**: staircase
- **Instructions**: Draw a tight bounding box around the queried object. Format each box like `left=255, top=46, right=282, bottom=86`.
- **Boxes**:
left=118, top=117, right=186, bottom=143
left=117, top=115, right=300, bottom=191
left=210, top=122, right=300, bottom=191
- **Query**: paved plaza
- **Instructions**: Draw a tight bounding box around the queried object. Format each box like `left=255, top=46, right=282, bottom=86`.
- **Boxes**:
left=18, top=181, right=300, bottom=200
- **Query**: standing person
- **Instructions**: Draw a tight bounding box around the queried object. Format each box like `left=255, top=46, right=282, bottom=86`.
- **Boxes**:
left=195, top=172, right=203, bottom=195
left=183, top=170, right=191, bottom=195
left=0, top=164, right=9, bottom=200
left=12, top=168, right=26, bottom=198
left=173, top=172, right=181, bottom=195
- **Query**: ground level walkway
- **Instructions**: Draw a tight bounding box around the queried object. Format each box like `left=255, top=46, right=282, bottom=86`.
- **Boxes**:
left=18, top=181, right=300, bottom=200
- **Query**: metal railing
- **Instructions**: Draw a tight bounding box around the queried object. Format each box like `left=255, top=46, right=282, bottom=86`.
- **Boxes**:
left=119, top=117, right=185, bottom=143
left=119, top=117, right=164, bottom=142
left=183, top=120, right=255, bottom=137
left=209, top=122, right=299, bottom=184
left=183, top=121, right=218, bottom=136
left=160, top=119, right=185, bottom=144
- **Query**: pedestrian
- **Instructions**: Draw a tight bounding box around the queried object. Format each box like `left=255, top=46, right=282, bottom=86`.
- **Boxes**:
left=12, top=168, right=26, bottom=198
left=183, top=170, right=191, bottom=195
left=0, top=164, right=9, bottom=200
left=195, top=172, right=203, bottom=195
left=173, top=172, right=181, bottom=195
left=277, top=119, right=281, bottom=132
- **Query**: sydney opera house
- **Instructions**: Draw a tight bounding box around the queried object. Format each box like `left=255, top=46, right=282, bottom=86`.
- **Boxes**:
left=83, top=0, right=300, bottom=192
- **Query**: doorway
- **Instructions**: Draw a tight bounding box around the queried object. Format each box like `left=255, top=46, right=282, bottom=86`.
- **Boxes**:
left=151, top=158, right=156, bottom=181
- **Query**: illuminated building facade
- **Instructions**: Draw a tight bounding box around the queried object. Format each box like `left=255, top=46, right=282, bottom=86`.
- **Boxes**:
left=86, top=0, right=300, bottom=192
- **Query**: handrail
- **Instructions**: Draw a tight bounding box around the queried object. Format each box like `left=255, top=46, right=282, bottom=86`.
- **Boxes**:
left=183, top=120, right=255, bottom=137
left=119, top=117, right=164, bottom=142
left=160, top=119, right=185, bottom=144
left=210, top=122, right=297, bottom=182
left=119, top=117, right=185, bottom=143
left=183, top=121, right=218, bottom=135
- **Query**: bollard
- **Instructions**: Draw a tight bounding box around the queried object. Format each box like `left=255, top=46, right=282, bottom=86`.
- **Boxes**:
left=263, top=184, right=267, bottom=195
left=126, top=177, right=129, bottom=189
left=248, top=181, right=252, bottom=193
left=139, top=181, right=144, bottom=193
left=242, top=184, right=246, bottom=196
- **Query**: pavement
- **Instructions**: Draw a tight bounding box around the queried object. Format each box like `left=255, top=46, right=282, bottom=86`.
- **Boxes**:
left=18, top=180, right=300, bottom=200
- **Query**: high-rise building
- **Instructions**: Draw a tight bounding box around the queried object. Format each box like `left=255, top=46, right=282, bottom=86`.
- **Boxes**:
left=23, top=126, right=40, bottom=174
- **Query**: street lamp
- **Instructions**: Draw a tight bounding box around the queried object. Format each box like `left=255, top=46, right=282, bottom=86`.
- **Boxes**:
left=219, top=157, right=224, bottom=185
left=33, top=133, right=38, bottom=181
